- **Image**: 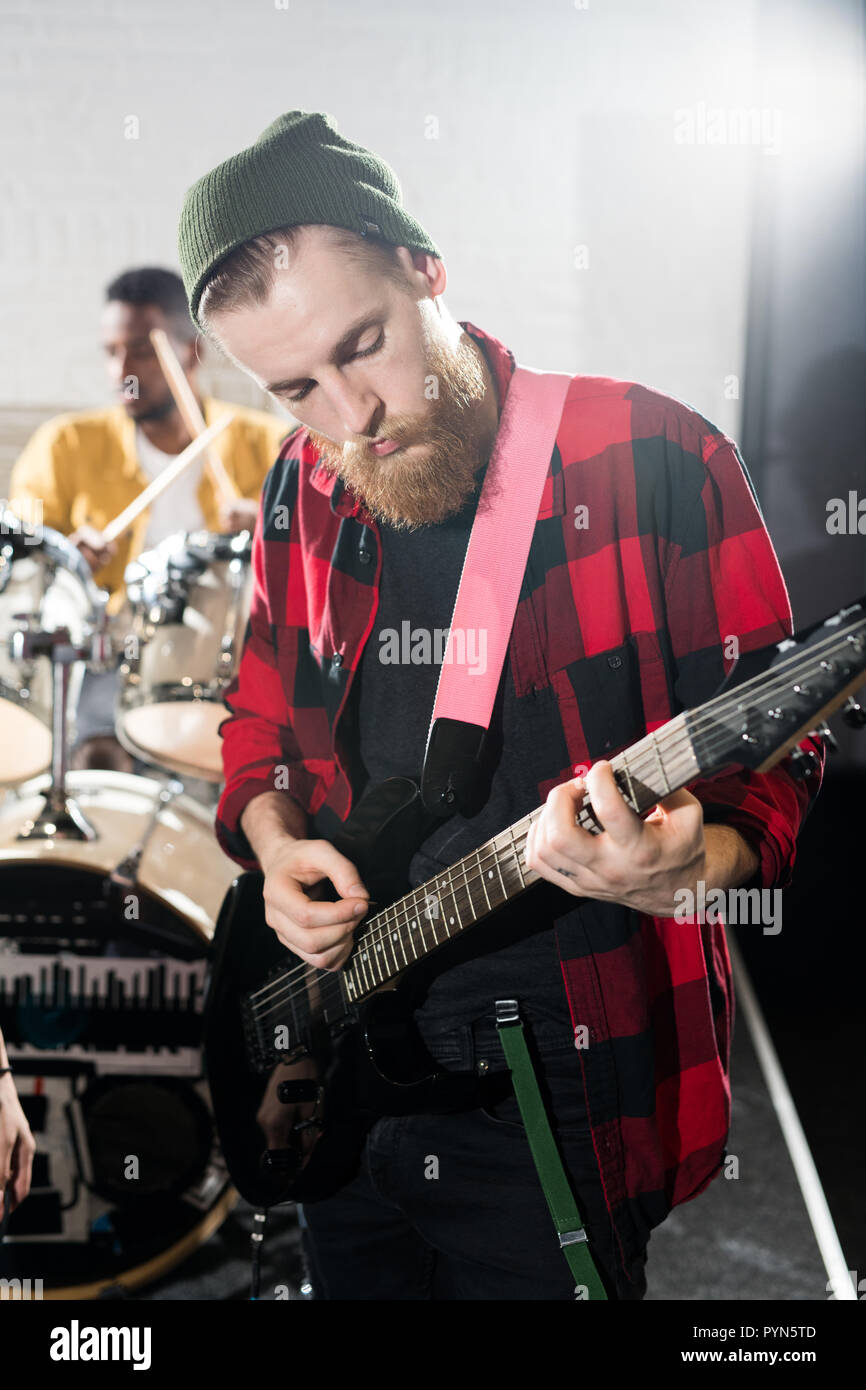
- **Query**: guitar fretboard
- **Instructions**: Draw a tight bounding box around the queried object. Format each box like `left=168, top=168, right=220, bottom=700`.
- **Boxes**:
left=342, top=712, right=698, bottom=1003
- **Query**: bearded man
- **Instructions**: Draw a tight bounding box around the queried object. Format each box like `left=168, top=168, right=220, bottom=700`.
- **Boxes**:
left=177, top=111, right=821, bottom=1300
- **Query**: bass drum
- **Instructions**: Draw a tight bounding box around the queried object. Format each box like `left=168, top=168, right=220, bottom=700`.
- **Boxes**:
left=115, top=530, right=252, bottom=783
left=0, top=770, right=239, bottom=1299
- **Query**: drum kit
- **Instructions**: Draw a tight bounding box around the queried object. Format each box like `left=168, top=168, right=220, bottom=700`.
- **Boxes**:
left=0, top=503, right=255, bottom=1297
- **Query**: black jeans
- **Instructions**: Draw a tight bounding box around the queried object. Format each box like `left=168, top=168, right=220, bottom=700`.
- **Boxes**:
left=300, top=1017, right=649, bottom=1300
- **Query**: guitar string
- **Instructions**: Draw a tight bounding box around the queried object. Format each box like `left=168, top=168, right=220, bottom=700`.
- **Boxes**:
left=249, top=627, right=865, bottom=1025
left=245, top=712, right=706, bottom=1018
left=246, top=729, right=692, bottom=1018
left=247, top=625, right=864, bottom=1027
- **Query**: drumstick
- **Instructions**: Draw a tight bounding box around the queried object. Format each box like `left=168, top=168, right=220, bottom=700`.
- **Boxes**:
left=149, top=327, right=241, bottom=505
left=101, top=414, right=233, bottom=544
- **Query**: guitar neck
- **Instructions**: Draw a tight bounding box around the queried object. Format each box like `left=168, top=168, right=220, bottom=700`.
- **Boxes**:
left=341, top=713, right=697, bottom=1004
left=341, top=600, right=866, bottom=1006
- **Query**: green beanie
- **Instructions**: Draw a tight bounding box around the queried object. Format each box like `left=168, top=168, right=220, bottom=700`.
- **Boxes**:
left=178, top=110, right=442, bottom=326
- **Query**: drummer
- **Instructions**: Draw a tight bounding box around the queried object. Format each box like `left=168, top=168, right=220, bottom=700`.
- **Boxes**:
left=9, top=266, right=289, bottom=771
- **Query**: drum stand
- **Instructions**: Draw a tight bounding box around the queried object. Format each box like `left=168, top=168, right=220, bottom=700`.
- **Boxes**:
left=11, top=620, right=111, bottom=842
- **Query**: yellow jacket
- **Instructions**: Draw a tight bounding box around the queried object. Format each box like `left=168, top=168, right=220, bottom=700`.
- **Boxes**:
left=9, top=397, right=288, bottom=611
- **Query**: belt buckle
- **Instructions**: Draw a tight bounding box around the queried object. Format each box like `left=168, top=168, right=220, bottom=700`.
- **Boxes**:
left=494, top=997, right=520, bottom=1028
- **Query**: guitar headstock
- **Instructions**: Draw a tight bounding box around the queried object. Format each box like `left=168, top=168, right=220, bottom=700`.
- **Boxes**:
left=686, top=598, right=866, bottom=776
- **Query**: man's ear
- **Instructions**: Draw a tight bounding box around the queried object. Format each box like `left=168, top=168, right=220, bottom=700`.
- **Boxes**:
left=397, top=247, right=447, bottom=300
left=425, top=254, right=447, bottom=300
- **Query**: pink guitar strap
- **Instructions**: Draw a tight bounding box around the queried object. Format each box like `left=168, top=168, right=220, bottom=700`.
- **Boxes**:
left=420, top=365, right=572, bottom=811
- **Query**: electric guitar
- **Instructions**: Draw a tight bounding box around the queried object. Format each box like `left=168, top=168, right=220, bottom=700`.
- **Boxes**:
left=203, top=598, right=866, bottom=1207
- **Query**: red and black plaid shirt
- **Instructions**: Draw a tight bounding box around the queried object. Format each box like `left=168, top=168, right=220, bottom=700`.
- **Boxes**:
left=216, top=322, right=822, bottom=1279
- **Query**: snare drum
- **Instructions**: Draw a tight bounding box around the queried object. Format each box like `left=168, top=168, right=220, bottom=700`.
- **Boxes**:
left=115, top=531, right=252, bottom=782
left=0, top=526, right=104, bottom=786
left=0, top=769, right=238, bottom=1297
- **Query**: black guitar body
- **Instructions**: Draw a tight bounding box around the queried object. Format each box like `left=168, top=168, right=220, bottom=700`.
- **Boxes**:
left=204, top=777, right=491, bottom=1208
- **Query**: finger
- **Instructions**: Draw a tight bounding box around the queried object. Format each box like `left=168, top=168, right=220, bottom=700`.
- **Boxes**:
left=653, top=787, right=701, bottom=818
left=278, top=936, right=354, bottom=972
left=264, top=881, right=368, bottom=934
left=532, top=782, right=599, bottom=871
left=306, top=840, right=370, bottom=905
left=524, top=815, right=598, bottom=895
left=279, top=839, right=369, bottom=903
left=583, top=761, right=643, bottom=848
left=639, top=789, right=703, bottom=844
left=10, top=1135, right=34, bottom=1209
left=265, top=903, right=360, bottom=958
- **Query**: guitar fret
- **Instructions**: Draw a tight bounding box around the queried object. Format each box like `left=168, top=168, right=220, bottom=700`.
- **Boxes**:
left=650, top=732, right=670, bottom=795
left=406, top=901, right=420, bottom=960
left=461, top=857, right=476, bottom=923
left=444, top=878, right=458, bottom=934
left=477, top=849, right=492, bottom=910
left=363, top=940, right=377, bottom=989
left=619, top=759, right=637, bottom=811
left=449, top=869, right=463, bottom=931
left=384, top=915, right=396, bottom=977
left=437, top=874, right=451, bottom=938
left=492, top=838, right=507, bottom=901
left=384, top=907, right=401, bottom=976
left=426, top=882, right=441, bottom=945
left=508, top=824, right=527, bottom=889
left=479, top=851, right=497, bottom=904
left=369, top=922, right=385, bottom=983
left=355, top=947, right=372, bottom=994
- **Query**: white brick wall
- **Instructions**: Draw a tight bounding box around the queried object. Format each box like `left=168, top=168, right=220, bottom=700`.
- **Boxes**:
left=0, top=0, right=758, bottom=440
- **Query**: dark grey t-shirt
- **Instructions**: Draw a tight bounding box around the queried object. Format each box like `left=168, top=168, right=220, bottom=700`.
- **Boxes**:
left=352, top=483, right=575, bottom=1041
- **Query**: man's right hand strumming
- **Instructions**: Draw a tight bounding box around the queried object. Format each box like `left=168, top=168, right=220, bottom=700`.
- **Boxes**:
left=240, top=791, right=370, bottom=972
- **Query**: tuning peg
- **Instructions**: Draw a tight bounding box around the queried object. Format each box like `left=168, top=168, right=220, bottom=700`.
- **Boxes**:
left=841, top=698, right=866, bottom=729
left=815, top=722, right=839, bottom=754
left=789, top=747, right=820, bottom=779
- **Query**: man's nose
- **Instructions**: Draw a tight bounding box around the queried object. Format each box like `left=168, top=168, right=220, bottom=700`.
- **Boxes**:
left=329, top=378, right=381, bottom=439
